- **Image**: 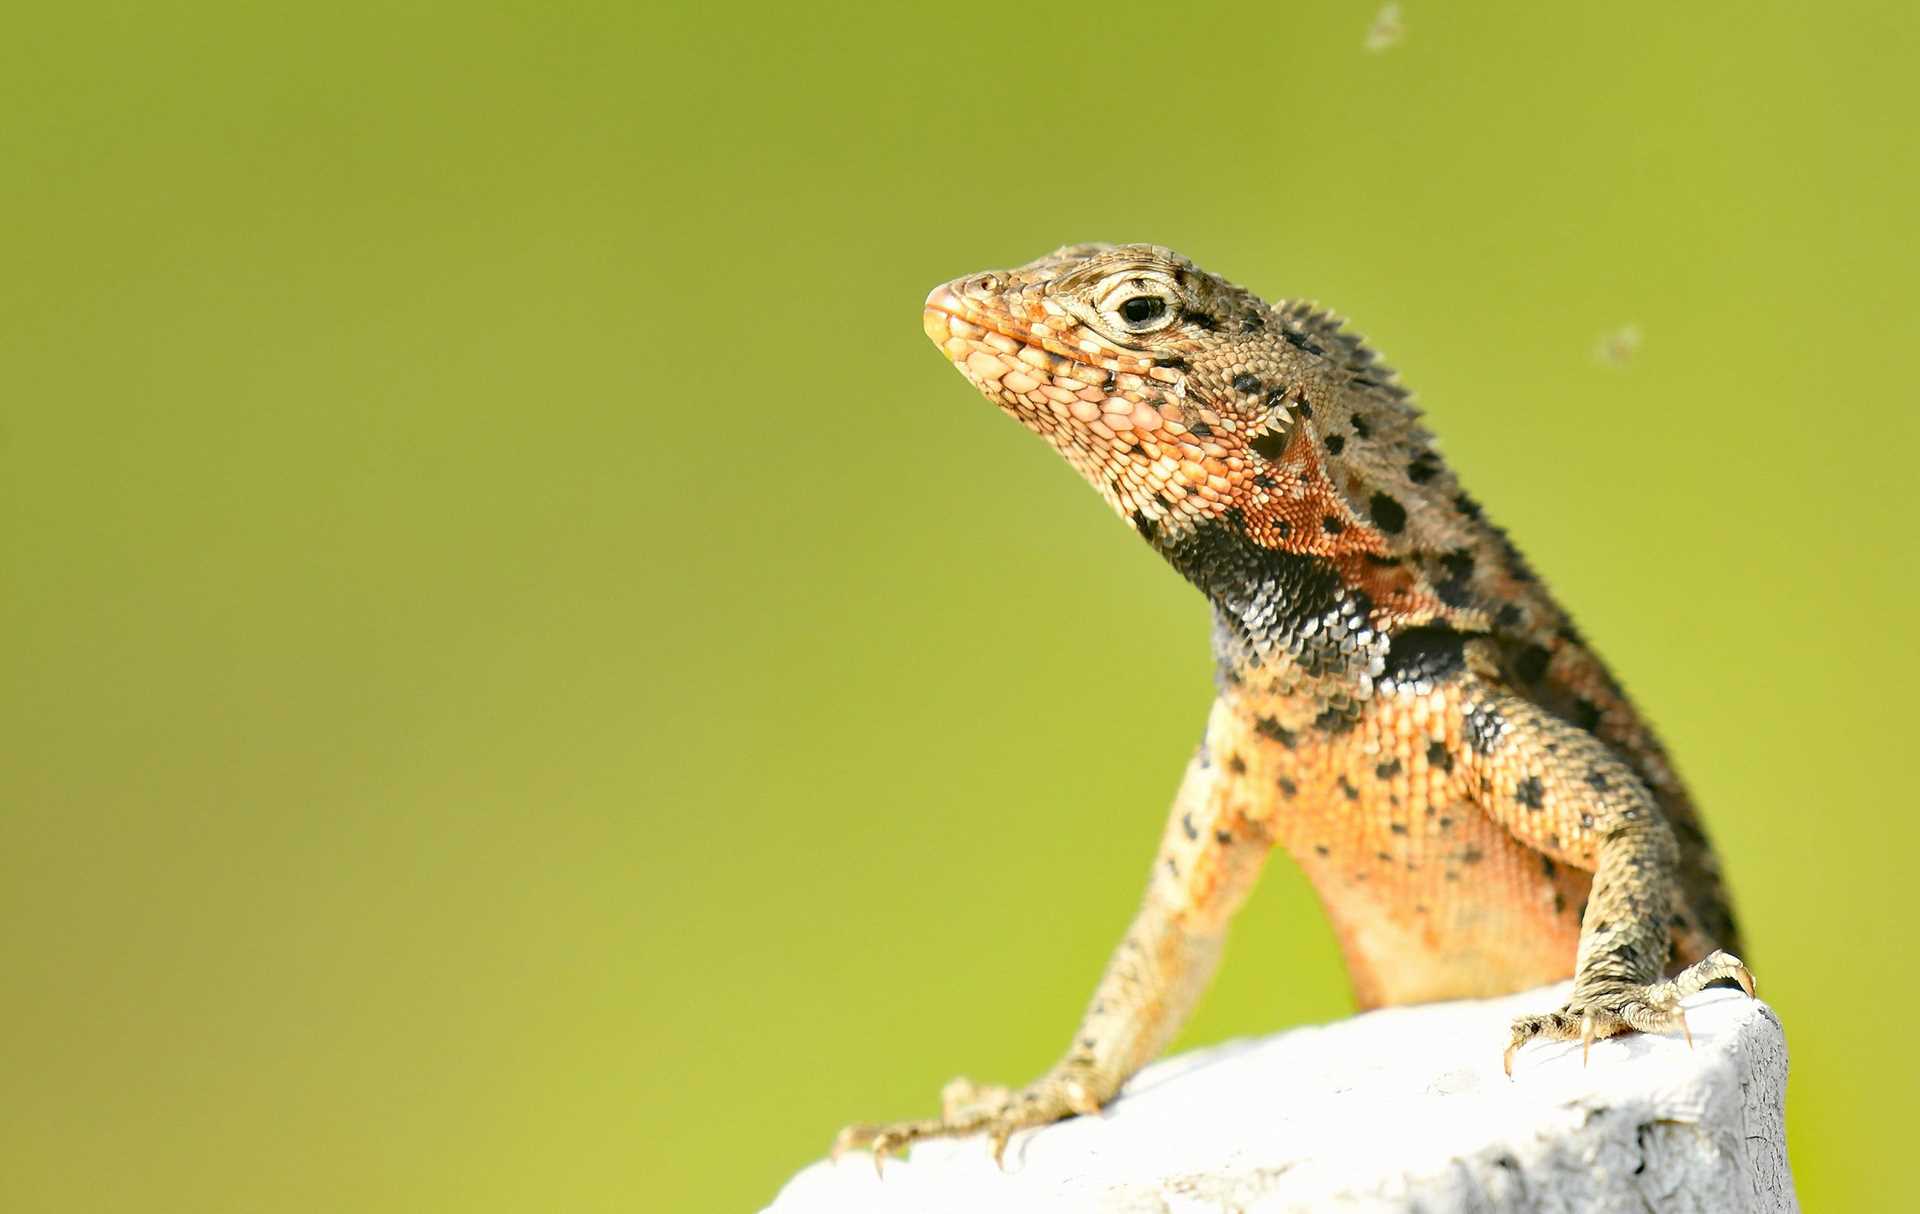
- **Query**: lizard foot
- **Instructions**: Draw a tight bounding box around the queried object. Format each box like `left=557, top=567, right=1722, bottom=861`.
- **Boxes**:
left=831, top=1062, right=1110, bottom=1175
left=1503, top=949, right=1755, bottom=1076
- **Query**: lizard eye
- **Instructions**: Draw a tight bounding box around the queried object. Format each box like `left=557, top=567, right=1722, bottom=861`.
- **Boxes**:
left=1095, top=275, right=1180, bottom=337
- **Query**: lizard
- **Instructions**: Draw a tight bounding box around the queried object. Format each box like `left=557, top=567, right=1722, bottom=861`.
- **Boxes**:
left=835, top=244, right=1754, bottom=1169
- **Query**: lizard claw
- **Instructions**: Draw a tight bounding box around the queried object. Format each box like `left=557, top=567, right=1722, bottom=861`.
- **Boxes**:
left=832, top=1059, right=1116, bottom=1175
left=1727, top=958, right=1757, bottom=998
left=1503, top=949, right=1758, bottom=1071
left=990, top=1127, right=1013, bottom=1170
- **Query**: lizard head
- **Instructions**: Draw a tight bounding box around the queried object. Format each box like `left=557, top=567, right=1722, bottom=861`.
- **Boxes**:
left=923, top=243, right=1296, bottom=536
left=924, top=244, right=1483, bottom=649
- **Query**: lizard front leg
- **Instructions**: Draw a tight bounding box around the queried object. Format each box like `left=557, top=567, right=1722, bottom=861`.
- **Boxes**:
left=834, top=735, right=1270, bottom=1169
left=1454, top=689, right=1756, bottom=1072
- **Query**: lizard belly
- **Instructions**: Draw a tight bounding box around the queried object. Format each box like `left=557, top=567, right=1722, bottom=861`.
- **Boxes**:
left=1221, top=691, right=1590, bottom=1009
left=1290, top=811, right=1589, bottom=1008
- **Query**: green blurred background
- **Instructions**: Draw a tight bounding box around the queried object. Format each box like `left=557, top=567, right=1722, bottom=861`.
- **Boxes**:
left=2, top=2, right=1913, bottom=1209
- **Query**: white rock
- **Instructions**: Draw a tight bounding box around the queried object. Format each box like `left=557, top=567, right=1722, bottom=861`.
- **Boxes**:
left=767, top=983, right=1793, bottom=1213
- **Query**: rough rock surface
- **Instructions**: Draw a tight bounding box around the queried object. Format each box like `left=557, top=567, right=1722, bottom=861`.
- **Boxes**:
left=768, top=984, right=1793, bottom=1213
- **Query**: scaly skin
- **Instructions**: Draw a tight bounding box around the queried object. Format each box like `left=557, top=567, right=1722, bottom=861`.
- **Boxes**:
left=835, top=245, right=1753, bottom=1170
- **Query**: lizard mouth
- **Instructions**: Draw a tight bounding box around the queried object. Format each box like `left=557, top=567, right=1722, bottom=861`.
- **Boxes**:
left=922, top=283, right=1120, bottom=376
left=921, top=285, right=1110, bottom=414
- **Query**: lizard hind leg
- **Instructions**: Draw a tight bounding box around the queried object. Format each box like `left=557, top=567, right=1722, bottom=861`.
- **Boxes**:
left=1502, top=949, right=1756, bottom=1074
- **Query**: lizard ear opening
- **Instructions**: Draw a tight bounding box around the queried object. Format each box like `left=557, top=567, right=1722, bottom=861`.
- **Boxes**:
left=1249, top=428, right=1292, bottom=462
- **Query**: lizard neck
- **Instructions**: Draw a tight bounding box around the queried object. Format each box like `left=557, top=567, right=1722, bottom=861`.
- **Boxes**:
left=1149, top=509, right=1388, bottom=686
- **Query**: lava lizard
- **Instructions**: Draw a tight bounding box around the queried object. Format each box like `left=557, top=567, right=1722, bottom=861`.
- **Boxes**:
left=836, top=244, right=1753, bottom=1168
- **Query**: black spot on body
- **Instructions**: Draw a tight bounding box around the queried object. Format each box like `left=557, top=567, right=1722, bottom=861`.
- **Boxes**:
left=1313, top=843, right=1329, bottom=856
left=1501, top=536, right=1537, bottom=583
left=1314, top=705, right=1356, bottom=734
left=1432, top=550, right=1477, bottom=608
left=1454, top=493, right=1482, bottom=520
left=1514, top=644, right=1551, bottom=683
left=1324, top=433, right=1345, bottom=456
left=1294, top=399, right=1313, bottom=419
left=1254, top=716, right=1297, bottom=747
left=1382, top=626, right=1467, bottom=686
left=1186, top=311, right=1219, bottom=331
left=1427, top=741, right=1455, bottom=773
left=1376, top=759, right=1403, bottom=779
left=1338, top=776, right=1359, bottom=800
left=1464, top=703, right=1507, bottom=755
left=1155, top=356, right=1189, bottom=371
left=1351, top=414, right=1372, bottom=439
left=1131, top=509, right=1156, bottom=540
left=1494, top=603, right=1524, bottom=630
left=1515, top=776, right=1544, bottom=809
left=1390, top=822, right=1407, bottom=835
left=1369, top=492, right=1406, bottom=533
left=1322, top=515, right=1344, bottom=535
left=1253, top=472, right=1277, bottom=488
left=1181, top=812, right=1198, bottom=841
left=1407, top=452, right=1442, bottom=484
left=1227, top=753, right=1247, bottom=775
left=1188, top=421, right=1213, bottom=438
left=1215, top=829, right=1234, bottom=844
left=1282, top=329, right=1327, bottom=356
left=1586, top=770, right=1609, bottom=791
left=1277, top=776, right=1298, bottom=797
left=1572, top=699, right=1603, bottom=731
left=1232, top=373, right=1262, bottom=394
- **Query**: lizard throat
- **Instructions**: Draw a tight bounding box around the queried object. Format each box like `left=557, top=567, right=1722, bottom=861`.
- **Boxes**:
left=1155, top=510, right=1388, bottom=684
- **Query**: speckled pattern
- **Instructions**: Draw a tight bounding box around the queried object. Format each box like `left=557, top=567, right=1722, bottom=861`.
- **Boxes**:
left=835, top=245, right=1753, bottom=1167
